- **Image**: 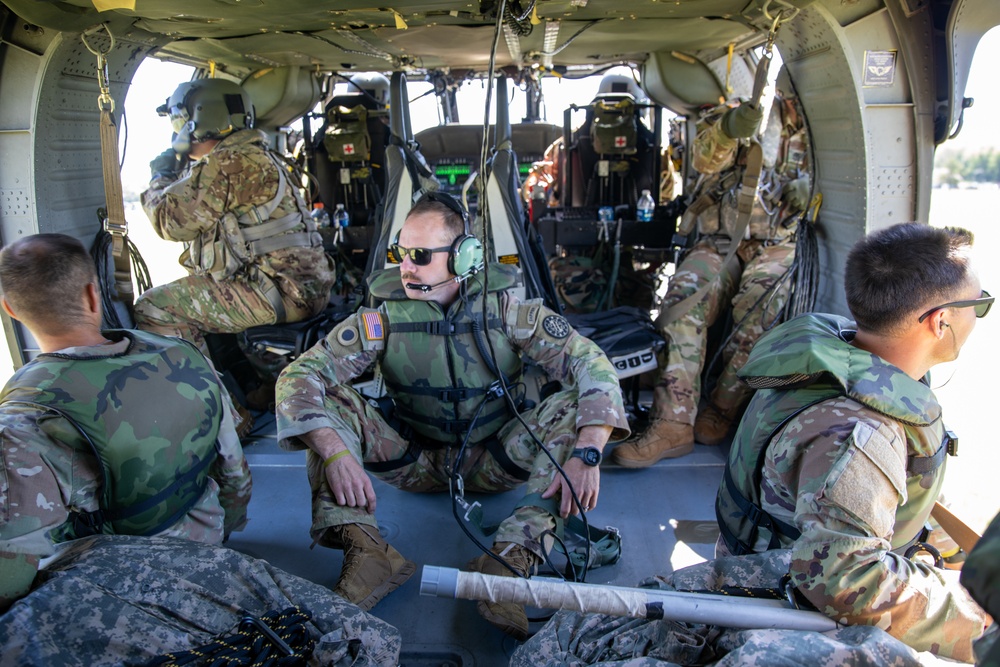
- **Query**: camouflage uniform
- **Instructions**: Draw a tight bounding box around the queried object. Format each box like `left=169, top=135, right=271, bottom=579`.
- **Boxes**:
left=0, top=535, right=401, bottom=666
left=512, top=550, right=945, bottom=666
left=137, top=129, right=335, bottom=353
left=0, top=331, right=252, bottom=610
left=276, top=265, right=629, bottom=561
left=961, top=512, right=1000, bottom=665
left=716, top=313, right=988, bottom=661
left=651, top=95, right=807, bottom=425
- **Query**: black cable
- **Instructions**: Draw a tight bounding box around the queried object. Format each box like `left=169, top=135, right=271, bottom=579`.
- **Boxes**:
left=91, top=222, right=152, bottom=329
left=460, top=0, right=593, bottom=583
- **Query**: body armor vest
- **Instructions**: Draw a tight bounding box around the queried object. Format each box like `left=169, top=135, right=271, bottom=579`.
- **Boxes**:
left=370, top=267, right=523, bottom=446
left=1, top=330, right=224, bottom=540
left=716, top=314, right=949, bottom=556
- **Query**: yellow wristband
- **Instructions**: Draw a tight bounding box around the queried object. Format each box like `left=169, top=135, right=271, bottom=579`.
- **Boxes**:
left=322, top=450, right=353, bottom=468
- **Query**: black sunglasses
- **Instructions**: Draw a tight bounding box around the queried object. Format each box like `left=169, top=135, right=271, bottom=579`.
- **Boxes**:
left=389, top=244, right=450, bottom=266
left=917, top=290, right=994, bottom=323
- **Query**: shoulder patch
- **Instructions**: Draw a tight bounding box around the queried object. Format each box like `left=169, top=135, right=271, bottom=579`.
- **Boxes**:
left=361, top=311, right=385, bottom=341
left=542, top=314, right=571, bottom=339
left=337, top=326, right=359, bottom=346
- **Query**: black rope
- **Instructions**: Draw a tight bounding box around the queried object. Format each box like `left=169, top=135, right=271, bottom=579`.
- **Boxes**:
left=143, top=607, right=314, bottom=667
left=91, top=220, right=152, bottom=329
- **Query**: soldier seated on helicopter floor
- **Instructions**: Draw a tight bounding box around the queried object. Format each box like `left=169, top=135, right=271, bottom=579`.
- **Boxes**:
left=0, top=233, right=252, bottom=612
left=275, top=191, right=629, bottom=640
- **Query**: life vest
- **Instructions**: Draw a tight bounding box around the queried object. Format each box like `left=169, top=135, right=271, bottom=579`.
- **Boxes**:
left=0, top=330, right=224, bottom=541
left=368, top=265, right=524, bottom=446
left=716, top=313, right=951, bottom=556
left=181, top=129, right=323, bottom=281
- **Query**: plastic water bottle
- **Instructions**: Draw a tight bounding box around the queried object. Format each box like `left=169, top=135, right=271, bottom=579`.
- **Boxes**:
left=310, top=202, right=330, bottom=229
left=637, top=189, right=655, bottom=222
left=333, top=203, right=350, bottom=229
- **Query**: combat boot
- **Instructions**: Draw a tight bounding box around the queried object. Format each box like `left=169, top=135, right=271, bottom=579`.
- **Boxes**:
left=234, top=402, right=254, bottom=440
left=466, top=542, right=540, bottom=640
left=330, top=524, right=416, bottom=611
left=694, top=403, right=737, bottom=446
left=611, top=419, right=693, bottom=468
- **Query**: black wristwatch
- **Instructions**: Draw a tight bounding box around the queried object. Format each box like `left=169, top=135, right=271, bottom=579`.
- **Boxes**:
left=570, top=446, right=602, bottom=467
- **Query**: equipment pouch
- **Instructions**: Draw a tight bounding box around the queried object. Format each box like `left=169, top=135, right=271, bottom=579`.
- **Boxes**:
left=591, top=98, right=638, bottom=155
left=324, top=105, right=372, bottom=163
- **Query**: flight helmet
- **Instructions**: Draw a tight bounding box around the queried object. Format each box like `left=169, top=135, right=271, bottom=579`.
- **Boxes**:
left=348, top=72, right=390, bottom=107
left=157, top=78, right=254, bottom=142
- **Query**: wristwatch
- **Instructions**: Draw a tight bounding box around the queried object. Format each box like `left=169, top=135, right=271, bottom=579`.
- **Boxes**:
left=570, top=446, right=602, bottom=467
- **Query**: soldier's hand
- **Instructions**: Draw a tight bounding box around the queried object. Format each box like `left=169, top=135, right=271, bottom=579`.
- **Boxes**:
left=324, top=450, right=377, bottom=514
left=149, top=148, right=183, bottom=181
left=720, top=104, right=764, bottom=139
left=542, top=458, right=600, bottom=519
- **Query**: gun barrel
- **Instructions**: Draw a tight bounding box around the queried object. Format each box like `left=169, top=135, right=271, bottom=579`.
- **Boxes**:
left=421, top=565, right=838, bottom=633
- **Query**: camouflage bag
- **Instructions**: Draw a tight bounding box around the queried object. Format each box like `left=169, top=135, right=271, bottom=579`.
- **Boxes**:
left=591, top=98, right=637, bottom=155
left=323, top=105, right=372, bottom=163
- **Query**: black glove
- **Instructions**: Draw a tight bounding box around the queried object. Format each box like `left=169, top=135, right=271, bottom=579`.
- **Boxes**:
left=720, top=104, right=765, bottom=139
left=149, top=149, right=183, bottom=181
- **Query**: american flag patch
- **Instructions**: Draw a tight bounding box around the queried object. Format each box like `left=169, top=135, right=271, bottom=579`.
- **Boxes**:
left=362, top=311, right=384, bottom=341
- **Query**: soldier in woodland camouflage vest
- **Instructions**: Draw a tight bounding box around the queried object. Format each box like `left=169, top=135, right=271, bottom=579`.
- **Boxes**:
left=0, top=234, right=252, bottom=612
left=613, top=85, right=812, bottom=468
left=276, top=194, right=629, bottom=640
left=717, top=223, right=991, bottom=661
left=136, top=79, right=335, bottom=356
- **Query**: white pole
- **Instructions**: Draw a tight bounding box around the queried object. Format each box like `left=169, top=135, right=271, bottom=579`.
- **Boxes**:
left=421, top=565, right=839, bottom=632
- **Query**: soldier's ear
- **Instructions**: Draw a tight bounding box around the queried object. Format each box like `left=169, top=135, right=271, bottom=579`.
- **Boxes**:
left=0, top=296, right=18, bottom=320
left=83, top=282, right=102, bottom=317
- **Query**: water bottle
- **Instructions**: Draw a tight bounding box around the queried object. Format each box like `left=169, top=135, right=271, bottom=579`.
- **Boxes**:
left=637, top=189, right=655, bottom=222
left=310, top=202, right=330, bottom=229
left=333, top=203, right=350, bottom=229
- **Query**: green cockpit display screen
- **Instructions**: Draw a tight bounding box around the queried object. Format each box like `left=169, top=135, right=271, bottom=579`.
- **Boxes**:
left=434, top=162, right=533, bottom=185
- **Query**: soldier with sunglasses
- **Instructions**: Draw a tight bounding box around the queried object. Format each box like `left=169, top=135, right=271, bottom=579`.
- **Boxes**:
left=715, top=223, right=991, bottom=661
left=275, top=193, right=629, bottom=639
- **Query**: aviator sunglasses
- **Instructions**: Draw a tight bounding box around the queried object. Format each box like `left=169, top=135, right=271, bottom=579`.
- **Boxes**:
left=389, top=244, right=451, bottom=266
left=917, top=289, right=994, bottom=323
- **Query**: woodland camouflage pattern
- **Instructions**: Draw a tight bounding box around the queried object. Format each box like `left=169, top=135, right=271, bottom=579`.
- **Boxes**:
left=960, top=511, right=1000, bottom=665
left=136, top=129, right=335, bottom=350
left=717, top=313, right=988, bottom=661
left=512, top=550, right=952, bottom=666
left=0, top=332, right=251, bottom=610
left=0, top=535, right=401, bottom=666
left=650, top=94, right=805, bottom=426
left=276, top=266, right=628, bottom=559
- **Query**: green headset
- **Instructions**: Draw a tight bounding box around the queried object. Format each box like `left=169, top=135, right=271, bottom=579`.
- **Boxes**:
left=400, top=191, right=484, bottom=279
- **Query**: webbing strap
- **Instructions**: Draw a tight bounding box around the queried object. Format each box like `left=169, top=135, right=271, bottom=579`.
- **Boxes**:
left=390, top=317, right=504, bottom=335
left=907, top=434, right=951, bottom=476
left=83, top=27, right=134, bottom=312
left=655, top=141, right=764, bottom=330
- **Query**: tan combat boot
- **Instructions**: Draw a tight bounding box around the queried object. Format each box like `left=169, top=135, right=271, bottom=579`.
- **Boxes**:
left=466, top=542, right=540, bottom=640
left=330, top=524, right=416, bottom=611
left=611, top=419, right=694, bottom=467
left=694, top=403, right=736, bottom=446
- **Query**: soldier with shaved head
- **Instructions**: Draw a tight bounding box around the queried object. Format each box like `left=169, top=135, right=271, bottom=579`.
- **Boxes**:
left=0, top=233, right=251, bottom=611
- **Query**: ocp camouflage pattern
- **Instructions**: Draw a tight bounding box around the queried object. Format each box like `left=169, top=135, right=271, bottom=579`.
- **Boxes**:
left=717, top=313, right=987, bottom=661
left=137, top=129, right=335, bottom=350
left=276, top=266, right=629, bottom=559
left=651, top=240, right=794, bottom=423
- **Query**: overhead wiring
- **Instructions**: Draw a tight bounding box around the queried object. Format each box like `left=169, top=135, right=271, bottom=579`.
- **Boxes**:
left=456, top=0, right=593, bottom=584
